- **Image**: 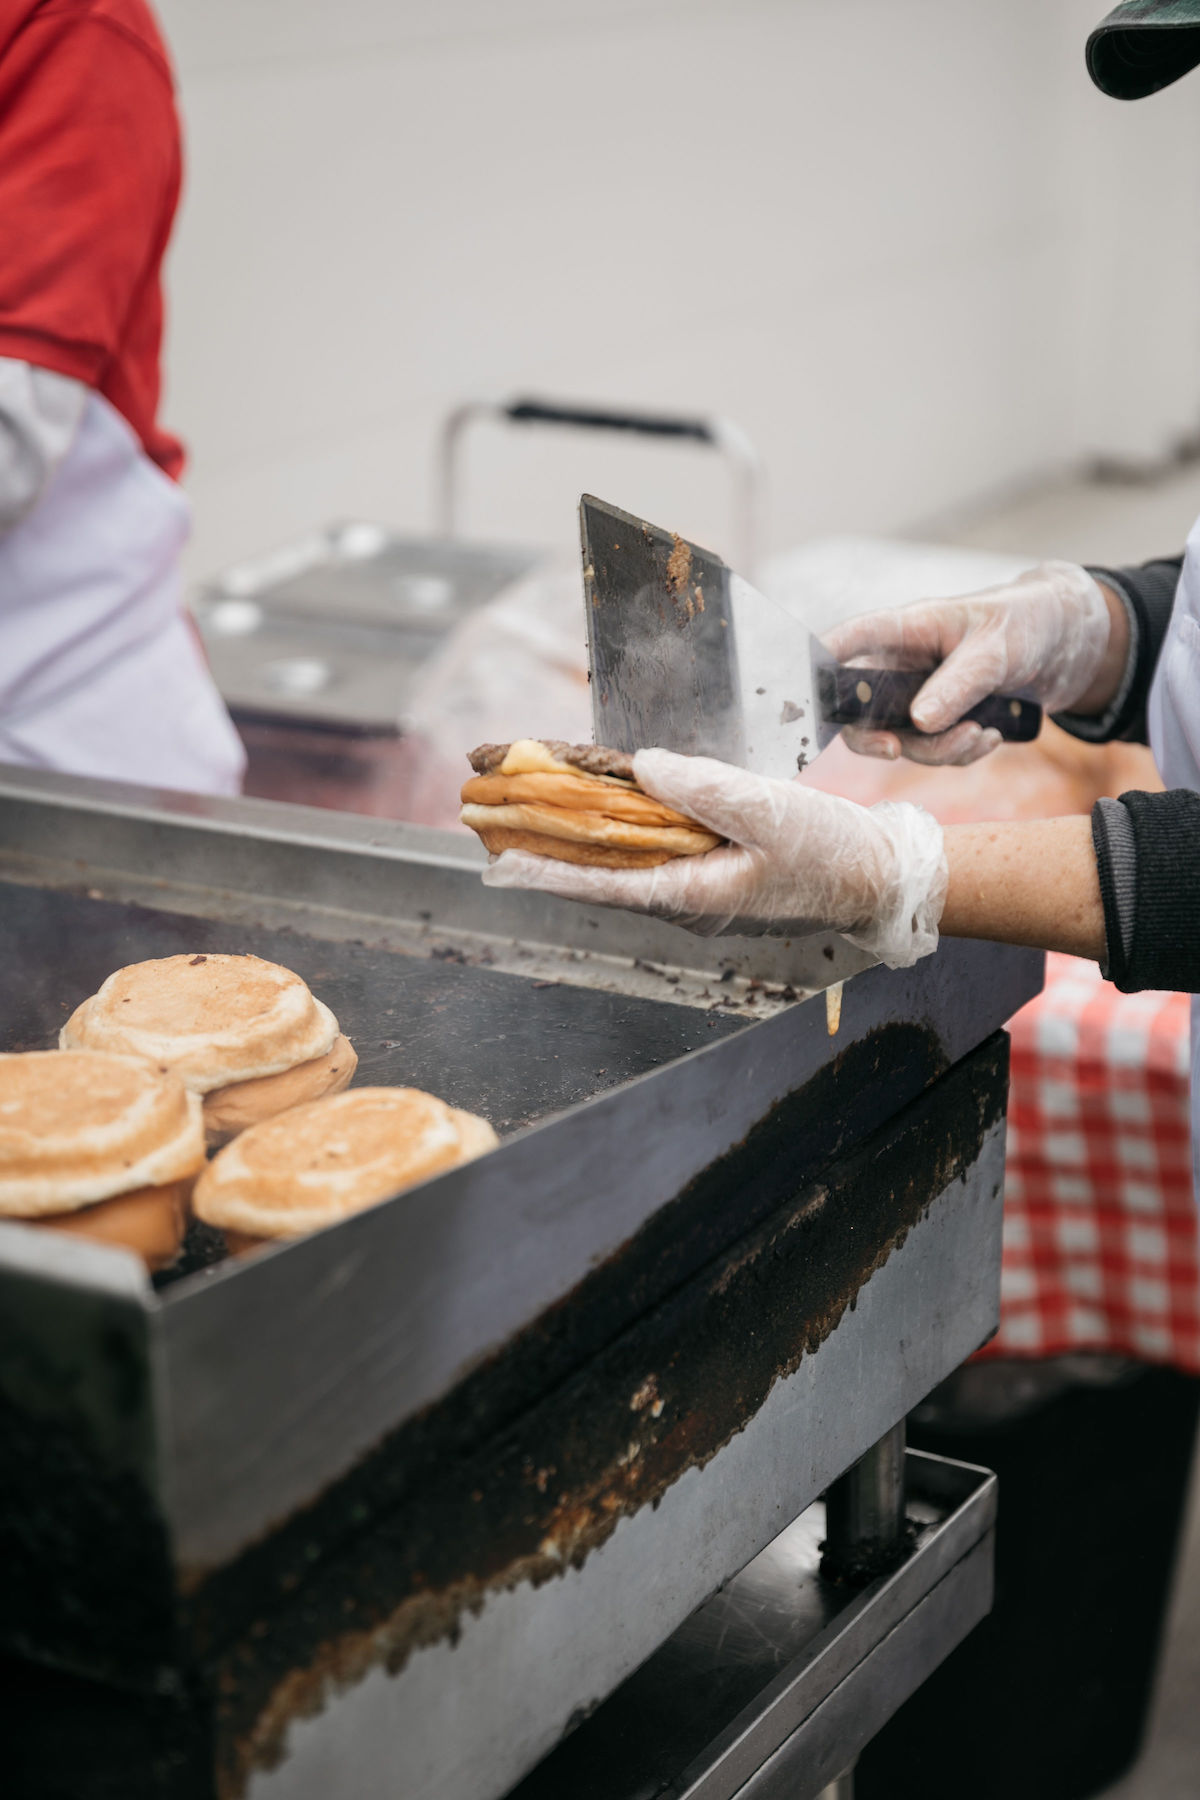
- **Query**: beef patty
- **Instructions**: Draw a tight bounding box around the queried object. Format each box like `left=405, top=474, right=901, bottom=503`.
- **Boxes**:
left=467, top=741, right=637, bottom=781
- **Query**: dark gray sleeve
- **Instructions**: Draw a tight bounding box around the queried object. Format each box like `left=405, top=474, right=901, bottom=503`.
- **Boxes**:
left=1092, top=788, right=1200, bottom=992
left=1054, top=556, right=1182, bottom=746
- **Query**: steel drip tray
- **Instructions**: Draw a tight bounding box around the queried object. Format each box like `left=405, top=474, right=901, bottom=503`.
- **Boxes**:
left=509, top=1450, right=996, bottom=1800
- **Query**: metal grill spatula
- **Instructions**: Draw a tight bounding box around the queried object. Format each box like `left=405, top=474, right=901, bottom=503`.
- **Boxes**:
left=580, top=494, right=1041, bottom=776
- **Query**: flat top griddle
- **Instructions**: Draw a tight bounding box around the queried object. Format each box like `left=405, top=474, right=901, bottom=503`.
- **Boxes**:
left=1, top=882, right=746, bottom=1140
left=0, top=768, right=1044, bottom=1800
left=0, top=766, right=1042, bottom=1607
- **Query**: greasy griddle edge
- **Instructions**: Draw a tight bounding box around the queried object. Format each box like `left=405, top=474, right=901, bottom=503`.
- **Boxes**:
left=187, top=1018, right=954, bottom=1634
left=198, top=1042, right=1017, bottom=1794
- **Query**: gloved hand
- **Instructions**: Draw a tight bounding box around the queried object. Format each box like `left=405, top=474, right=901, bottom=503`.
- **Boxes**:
left=481, top=748, right=948, bottom=968
left=826, top=560, right=1112, bottom=765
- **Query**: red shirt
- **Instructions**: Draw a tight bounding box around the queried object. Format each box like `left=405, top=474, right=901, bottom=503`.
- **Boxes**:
left=0, top=0, right=184, bottom=478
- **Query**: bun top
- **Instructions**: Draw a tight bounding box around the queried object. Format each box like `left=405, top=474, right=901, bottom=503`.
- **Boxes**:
left=0, top=1050, right=205, bottom=1216
left=60, top=954, right=340, bottom=1093
left=193, top=1087, right=498, bottom=1239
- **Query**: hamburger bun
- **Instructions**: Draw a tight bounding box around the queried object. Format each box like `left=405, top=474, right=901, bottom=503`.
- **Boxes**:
left=61, top=954, right=357, bottom=1145
left=0, top=1050, right=205, bottom=1269
left=37, top=1179, right=194, bottom=1268
left=201, top=1035, right=357, bottom=1148
left=194, top=1086, right=498, bottom=1247
left=460, top=739, right=722, bottom=869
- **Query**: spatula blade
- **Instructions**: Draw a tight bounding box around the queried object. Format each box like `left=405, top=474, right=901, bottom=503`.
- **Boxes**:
left=580, top=494, right=746, bottom=765
left=580, top=495, right=829, bottom=776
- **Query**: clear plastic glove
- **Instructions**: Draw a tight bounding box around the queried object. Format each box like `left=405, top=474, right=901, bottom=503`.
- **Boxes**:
left=825, top=561, right=1111, bottom=765
left=481, top=748, right=948, bottom=968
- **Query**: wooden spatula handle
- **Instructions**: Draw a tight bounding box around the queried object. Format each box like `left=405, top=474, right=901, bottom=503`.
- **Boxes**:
left=818, top=666, right=1042, bottom=743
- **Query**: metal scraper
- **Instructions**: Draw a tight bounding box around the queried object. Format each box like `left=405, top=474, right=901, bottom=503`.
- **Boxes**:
left=580, top=494, right=1041, bottom=775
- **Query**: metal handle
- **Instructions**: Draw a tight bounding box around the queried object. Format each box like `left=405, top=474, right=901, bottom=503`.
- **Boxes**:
left=436, top=394, right=765, bottom=576
left=816, top=665, right=1042, bottom=743
left=502, top=397, right=719, bottom=442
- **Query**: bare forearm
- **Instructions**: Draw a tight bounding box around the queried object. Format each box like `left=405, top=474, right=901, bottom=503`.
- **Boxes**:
left=940, top=816, right=1105, bottom=961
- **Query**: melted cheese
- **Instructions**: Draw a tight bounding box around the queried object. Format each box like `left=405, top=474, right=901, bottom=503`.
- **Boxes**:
left=498, top=739, right=576, bottom=777
left=496, top=739, right=634, bottom=788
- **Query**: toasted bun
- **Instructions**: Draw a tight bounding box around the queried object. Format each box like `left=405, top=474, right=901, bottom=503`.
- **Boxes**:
left=61, top=954, right=342, bottom=1093
left=461, top=738, right=721, bottom=867
left=461, top=770, right=695, bottom=827
left=466, top=824, right=682, bottom=869
left=202, top=1034, right=358, bottom=1147
left=0, top=1051, right=205, bottom=1217
left=461, top=800, right=720, bottom=860
left=37, top=1178, right=191, bottom=1270
left=193, top=1087, right=499, bottom=1240
left=449, top=1107, right=502, bottom=1159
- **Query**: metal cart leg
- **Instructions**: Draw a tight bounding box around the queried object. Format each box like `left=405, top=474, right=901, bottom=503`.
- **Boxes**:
left=810, top=1424, right=907, bottom=1800
left=822, top=1421, right=908, bottom=1586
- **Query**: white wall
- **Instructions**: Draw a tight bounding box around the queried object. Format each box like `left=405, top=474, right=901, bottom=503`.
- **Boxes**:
left=156, top=0, right=1200, bottom=582
left=1062, top=0, right=1200, bottom=468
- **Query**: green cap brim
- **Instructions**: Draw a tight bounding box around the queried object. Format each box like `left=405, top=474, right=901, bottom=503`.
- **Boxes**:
left=1088, top=2, right=1200, bottom=98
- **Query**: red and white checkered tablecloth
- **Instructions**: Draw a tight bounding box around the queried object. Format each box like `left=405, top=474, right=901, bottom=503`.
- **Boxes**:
left=978, top=954, right=1200, bottom=1371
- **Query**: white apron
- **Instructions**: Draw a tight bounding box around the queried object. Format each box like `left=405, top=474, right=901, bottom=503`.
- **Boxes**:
left=1147, top=515, right=1200, bottom=1195
left=0, top=390, right=245, bottom=795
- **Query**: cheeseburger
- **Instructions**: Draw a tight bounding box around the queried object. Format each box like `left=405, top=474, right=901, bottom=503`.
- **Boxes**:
left=460, top=738, right=722, bottom=868
left=61, top=954, right=357, bottom=1147
left=0, top=1051, right=205, bottom=1269
left=194, top=1086, right=498, bottom=1251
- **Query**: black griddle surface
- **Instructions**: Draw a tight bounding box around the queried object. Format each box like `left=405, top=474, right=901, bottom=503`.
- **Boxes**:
left=0, top=881, right=748, bottom=1134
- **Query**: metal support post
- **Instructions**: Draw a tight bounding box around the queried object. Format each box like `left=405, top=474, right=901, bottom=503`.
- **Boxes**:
left=812, top=1426, right=908, bottom=1797
left=821, top=1420, right=909, bottom=1586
